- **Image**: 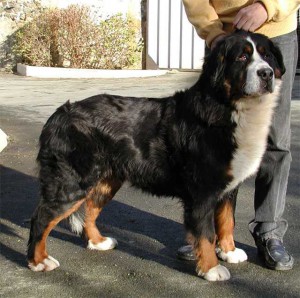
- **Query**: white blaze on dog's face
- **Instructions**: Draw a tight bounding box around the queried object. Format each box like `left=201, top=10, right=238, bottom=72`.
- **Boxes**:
left=243, top=37, right=275, bottom=96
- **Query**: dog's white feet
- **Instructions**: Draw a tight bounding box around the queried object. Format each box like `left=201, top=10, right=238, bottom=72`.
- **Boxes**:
left=216, top=247, right=248, bottom=263
left=28, top=255, right=60, bottom=272
left=87, top=237, right=118, bottom=251
left=197, top=264, right=231, bottom=281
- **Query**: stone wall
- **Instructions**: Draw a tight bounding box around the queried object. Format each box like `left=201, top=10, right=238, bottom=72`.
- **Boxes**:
left=0, top=0, right=43, bottom=71
left=0, top=0, right=142, bottom=72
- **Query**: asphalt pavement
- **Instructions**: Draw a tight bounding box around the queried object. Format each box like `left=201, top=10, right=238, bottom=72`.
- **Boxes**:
left=0, top=72, right=299, bottom=298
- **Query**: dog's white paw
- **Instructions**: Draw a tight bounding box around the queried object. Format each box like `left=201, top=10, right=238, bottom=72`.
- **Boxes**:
left=28, top=255, right=60, bottom=272
left=87, top=237, right=118, bottom=251
left=197, top=264, right=230, bottom=281
left=216, top=247, right=248, bottom=263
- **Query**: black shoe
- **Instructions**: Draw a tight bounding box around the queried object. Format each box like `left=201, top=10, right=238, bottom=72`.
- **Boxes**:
left=177, top=245, right=196, bottom=261
left=256, top=238, right=294, bottom=270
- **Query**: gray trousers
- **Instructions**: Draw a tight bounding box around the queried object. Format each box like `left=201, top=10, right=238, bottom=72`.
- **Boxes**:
left=249, top=30, right=299, bottom=241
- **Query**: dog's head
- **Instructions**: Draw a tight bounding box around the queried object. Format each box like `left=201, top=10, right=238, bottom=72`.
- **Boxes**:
left=201, top=30, right=285, bottom=100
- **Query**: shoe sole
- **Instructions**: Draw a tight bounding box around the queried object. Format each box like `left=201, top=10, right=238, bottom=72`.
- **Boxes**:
left=176, top=252, right=196, bottom=261
left=258, top=251, right=294, bottom=271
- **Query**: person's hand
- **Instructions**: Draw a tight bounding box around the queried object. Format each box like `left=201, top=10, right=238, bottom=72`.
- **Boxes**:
left=211, top=34, right=227, bottom=49
left=233, top=2, right=268, bottom=32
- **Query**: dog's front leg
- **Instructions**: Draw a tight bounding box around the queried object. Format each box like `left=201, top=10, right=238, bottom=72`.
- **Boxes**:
left=215, top=188, right=248, bottom=264
left=184, top=198, right=231, bottom=281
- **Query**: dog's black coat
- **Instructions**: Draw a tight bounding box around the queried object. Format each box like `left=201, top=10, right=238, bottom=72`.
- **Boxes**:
left=28, top=31, right=285, bottom=271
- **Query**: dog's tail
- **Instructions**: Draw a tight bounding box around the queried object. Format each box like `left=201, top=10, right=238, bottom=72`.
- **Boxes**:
left=38, top=101, right=99, bottom=235
left=68, top=203, right=86, bottom=235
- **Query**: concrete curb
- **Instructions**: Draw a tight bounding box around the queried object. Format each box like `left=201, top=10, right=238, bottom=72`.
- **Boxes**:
left=0, top=128, right=8, bottom=152
left=17, top=63, right=169, bottom=79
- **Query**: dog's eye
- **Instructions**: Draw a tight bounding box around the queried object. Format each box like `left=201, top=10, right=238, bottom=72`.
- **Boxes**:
left=264, top=53, right=271, bottom=60
left=236, top=54, right=248, bottom=62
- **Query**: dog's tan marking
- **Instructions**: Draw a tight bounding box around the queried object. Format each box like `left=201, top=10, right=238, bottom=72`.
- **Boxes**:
left=189, top=235, right=218, bottom=274
left=244, top=44, right=252, bottom=54
left=224, top=80, right=231, bottom=98
left=214, top=200, right=248, bottom=264
left=84, top=199, right=105, bottom=244
left=226, top=165, right=233, bottom=178
left=84, top=178, right=121, bottom=246
left=215, top=200, right=235, bottom=253
left=191, top=236, right=232, bottom=280
left=86, top=179, right=122, bottom=204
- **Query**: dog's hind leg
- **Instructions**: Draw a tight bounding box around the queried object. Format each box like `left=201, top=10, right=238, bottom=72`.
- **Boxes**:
left=84, top=178, right=122, bottom=251
left=27, top=198, right=85, bottom=272
left=215, top=188, right=248, bottom=263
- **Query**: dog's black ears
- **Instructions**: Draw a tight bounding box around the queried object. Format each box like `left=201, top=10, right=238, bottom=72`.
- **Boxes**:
left=269, top=41, right=286, bottom=78
left=204, top=39, right=228, bottom=87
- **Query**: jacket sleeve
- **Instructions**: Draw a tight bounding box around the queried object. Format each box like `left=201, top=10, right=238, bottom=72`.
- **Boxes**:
left=255, top=0, right=300, bottom=22
left=182, top=0, right=225, bottom=47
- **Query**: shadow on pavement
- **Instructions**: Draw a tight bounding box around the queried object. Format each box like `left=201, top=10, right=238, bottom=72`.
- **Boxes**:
left=0, top=164, right=265, bottom=275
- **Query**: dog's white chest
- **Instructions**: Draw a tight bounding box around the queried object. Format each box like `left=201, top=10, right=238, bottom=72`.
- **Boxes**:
left=224, top=93, right=278, bottom=193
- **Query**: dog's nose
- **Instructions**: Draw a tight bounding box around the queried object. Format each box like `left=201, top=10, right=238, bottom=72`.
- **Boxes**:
left=257, top=68, right=273, bottom=81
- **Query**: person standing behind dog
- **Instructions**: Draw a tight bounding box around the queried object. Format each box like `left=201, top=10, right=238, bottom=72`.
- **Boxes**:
left=179, top=0, right=299, bottom=270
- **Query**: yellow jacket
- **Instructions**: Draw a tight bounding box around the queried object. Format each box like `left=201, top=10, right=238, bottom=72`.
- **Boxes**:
left=182, top=0, right=300, bottom=47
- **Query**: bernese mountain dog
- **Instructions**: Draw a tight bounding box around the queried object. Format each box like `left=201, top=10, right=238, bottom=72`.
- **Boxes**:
left=27, top=31, right=285, bottom=281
